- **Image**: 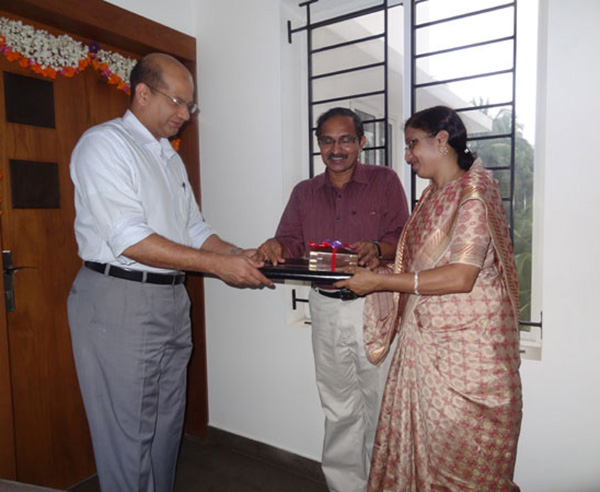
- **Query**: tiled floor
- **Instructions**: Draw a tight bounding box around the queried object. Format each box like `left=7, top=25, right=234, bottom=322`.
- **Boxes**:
left=68, top=434, right=329, bottom=492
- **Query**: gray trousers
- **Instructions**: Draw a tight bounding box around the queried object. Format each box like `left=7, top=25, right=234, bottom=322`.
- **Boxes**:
left=68, top=266, right=192, bottom=492
left=309, top=290, right=393, bottom=492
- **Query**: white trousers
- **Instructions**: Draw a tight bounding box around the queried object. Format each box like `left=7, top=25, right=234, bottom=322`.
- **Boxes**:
left=309, top=290, right=393, bottom=492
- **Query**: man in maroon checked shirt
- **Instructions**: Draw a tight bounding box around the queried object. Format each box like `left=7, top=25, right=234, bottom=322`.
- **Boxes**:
left=255, top=107, right=409, bottom=492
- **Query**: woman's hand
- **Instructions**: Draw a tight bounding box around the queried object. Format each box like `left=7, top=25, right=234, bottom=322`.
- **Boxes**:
left=334, top=267, right=380, bottom=296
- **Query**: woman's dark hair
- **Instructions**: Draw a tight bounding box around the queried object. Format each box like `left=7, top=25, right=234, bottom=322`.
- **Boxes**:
left=316, top=107, right=364, bottom=139
left=405, top=106, right=476, bottom=170
left=129, top=55, right=165, bottom=102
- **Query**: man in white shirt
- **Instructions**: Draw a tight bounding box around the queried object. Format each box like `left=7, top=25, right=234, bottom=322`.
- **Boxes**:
left=68, top=53, right=270, bottom=492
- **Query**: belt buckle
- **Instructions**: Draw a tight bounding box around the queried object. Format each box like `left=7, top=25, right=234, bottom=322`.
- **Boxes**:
left=339, top=288, right=357, bottom=301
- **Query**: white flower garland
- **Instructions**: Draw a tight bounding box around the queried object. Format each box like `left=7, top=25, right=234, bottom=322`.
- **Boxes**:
left=95, top=48, right=137, bottom=84
left=0, top=16, right=137, bottom=91
left=0, top=17, right=89, bottom=70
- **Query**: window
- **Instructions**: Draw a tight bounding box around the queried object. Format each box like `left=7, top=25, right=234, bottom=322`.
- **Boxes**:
left=288, top=0, right=541, bottom=358
left=289, top=1, right=403, bottom=175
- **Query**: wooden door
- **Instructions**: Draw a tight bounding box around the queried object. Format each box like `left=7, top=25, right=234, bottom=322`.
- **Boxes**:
left=0, top=3, right=208, bottom=488
left=0, top=49, right=129, bottom=488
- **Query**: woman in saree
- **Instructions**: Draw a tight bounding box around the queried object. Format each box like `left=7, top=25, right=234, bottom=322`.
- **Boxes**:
left=335, top=106, right=522, bottom=492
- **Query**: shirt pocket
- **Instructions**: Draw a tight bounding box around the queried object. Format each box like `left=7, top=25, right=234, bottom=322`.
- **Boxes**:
left=349, top=209, right=381, bottom=240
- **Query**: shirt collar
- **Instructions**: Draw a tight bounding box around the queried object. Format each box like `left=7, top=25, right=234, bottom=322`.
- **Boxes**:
left=122, top=110, right=177, bottom=160
left=316, top=162, right=369, bottom=189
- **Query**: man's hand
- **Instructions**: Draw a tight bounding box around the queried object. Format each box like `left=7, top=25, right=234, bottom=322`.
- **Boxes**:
left=351, top=241, right=380, bottom=270
left=232, top=247, right=259, bottom=258
left=254, top=238, right=286, bottom=266
left=213, top=254, right=272, bottom=288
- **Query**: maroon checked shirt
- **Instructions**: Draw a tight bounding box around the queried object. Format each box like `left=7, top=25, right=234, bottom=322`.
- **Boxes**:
left=275, top=163, right=409, bottom=258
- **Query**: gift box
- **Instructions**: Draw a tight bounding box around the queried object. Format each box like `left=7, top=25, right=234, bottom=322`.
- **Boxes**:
left=308, top=241, right=358, bottom=272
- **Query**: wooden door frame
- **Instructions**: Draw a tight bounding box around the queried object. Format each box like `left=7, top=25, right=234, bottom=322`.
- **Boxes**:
left=0, top=1, right=208, bottom=480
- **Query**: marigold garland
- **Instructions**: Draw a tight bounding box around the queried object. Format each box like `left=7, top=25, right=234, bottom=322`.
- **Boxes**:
left=0, top=16, right=137, bottom=94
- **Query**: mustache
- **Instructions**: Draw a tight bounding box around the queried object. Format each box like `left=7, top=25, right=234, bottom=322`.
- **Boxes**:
left=326, top=153, right=348, bottom=160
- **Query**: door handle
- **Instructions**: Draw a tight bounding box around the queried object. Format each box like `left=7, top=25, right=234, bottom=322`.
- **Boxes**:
left=2, top=250, right=37, bottom=313
left=4, top=266, right=36, bottom=275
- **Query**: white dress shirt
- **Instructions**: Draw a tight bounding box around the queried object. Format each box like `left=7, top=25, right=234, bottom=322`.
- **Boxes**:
left=70, top=110, right=215, bottom=274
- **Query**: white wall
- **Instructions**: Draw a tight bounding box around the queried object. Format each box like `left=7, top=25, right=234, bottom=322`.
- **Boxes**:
left=103, top=0, right=196, bottom=37
left=106, top=0, right=600, bottom=487
left=514, top=1, right=600, bottom=490
left=195, top=0, right=324, bottom=459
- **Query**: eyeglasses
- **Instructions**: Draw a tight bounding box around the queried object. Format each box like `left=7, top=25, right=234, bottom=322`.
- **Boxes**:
left=148, top=85, right=199, bottom=115
left=317, top=135, right=358, bottom=148
left=405, top=133, right=435, bottom=152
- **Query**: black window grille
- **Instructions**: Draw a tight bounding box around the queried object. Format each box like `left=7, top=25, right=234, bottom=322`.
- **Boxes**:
left=411, top=1, right=517, bottom=232
left=288, top=0, right=402, bottom=176
left=288, top=0, right=541, bottom=350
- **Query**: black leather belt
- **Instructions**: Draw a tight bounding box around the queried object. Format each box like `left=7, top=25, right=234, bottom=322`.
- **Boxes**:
left=316, top=287, right=358, bottom=301
left=84, top=261, right=185, bottom=285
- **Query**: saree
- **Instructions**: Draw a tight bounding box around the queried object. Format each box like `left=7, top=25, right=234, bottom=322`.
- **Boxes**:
left=365, top=160, right=522, bottom=492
